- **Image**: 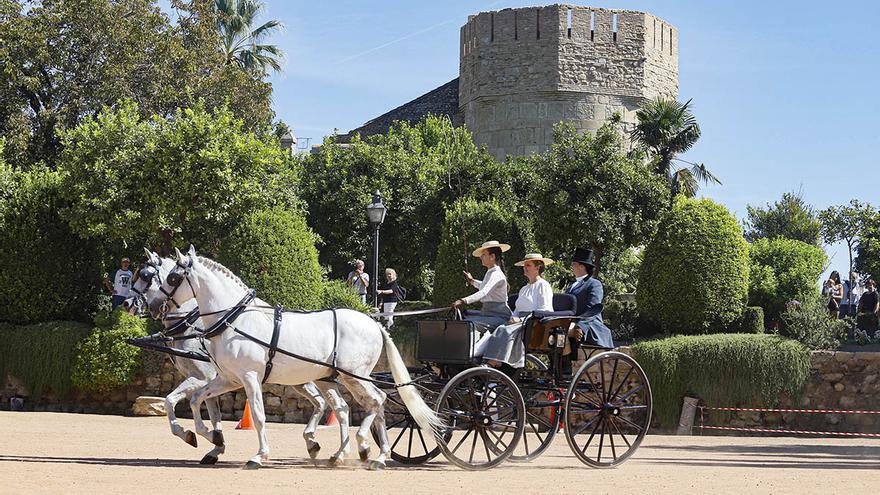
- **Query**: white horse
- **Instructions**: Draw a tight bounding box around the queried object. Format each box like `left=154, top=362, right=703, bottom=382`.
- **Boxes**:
left=128, top=250, right=351, bottom=464
left=136, top=246, right=442, bottom=469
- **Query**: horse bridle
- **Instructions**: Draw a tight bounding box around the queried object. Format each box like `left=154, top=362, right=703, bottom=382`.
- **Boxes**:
left=131, top=256, right=194, bottom=319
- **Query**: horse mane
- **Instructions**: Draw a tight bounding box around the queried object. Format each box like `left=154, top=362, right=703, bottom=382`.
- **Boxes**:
left=196, top=256, right=250, bottom=291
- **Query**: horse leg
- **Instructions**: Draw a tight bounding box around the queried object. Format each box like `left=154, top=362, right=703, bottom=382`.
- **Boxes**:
left=240, top=372, right=270, bottom=469
left=164, top=376, right=205, bottom=448
left=340, top=376, right=388, bottom=470
left=199, top=396, right=225, bottom=465
left=293, top=382, right=326, bottom=460
left=324, top=387, right=351, bottom=466
left=189, top=375, right=238, bottom=448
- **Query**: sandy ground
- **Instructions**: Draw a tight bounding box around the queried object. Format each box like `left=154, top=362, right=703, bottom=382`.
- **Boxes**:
left=1, top=412, right=879, bottom=495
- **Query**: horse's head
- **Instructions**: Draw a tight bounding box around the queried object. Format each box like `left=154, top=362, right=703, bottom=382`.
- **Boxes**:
left=125, top=245, right=200, bottom=319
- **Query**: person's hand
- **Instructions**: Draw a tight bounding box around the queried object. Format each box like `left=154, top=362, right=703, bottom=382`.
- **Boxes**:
left=462, top=271, right=474, bottom=283
left=568, top=324, right=584, bottom=341
left=508, top=316, right=521, bottom=324
left=452, top=299, right=465, bottom=308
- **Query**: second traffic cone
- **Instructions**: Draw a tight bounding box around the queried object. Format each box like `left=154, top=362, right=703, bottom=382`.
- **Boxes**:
left=324, top=410, right=338, bottom=426
left=236, top=402, right=254, bottom=430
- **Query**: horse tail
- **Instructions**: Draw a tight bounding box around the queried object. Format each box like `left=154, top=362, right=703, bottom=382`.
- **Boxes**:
left=378, top=325, right=444, bottom=436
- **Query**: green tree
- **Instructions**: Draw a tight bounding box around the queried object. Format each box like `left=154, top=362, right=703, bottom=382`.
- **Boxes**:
left=0, top=0, right=274, bottom=167
left=855, top=212, right=880, bottom=279
left=632, top=98, right=720, bottom=198
left=529, top=121, right=670, bottom=277
left=748, top=237, right=827, bottom=326
left=820, top=200, right=876, bottom=307
left=744, top=190, right=823, bottom=246
left=638, top=196, right=750, bottom=335
left=58, top=100, right=297, bottom=255
left=214, top=0, right=284, bottom=73
left=218, top=207, right=323, bottom=309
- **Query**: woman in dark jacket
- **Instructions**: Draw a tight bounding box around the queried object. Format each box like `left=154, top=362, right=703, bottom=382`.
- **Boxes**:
left=377, top=268, right=402, bottom=327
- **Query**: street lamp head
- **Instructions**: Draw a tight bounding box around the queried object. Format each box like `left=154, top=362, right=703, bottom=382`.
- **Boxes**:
left=366, top=189, right=387, bottom=227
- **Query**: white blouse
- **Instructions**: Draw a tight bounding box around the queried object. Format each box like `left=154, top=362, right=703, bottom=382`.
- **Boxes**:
left=514, top=278, right=554, bottom=315
left=463, top=266, right=509, bottom=305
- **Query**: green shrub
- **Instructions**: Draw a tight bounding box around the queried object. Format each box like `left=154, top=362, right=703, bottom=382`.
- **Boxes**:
left=71, top=309, right=148, bottom=394
left=433, top=198, right=531, bottom=307
left=320, top=280, right=369, bottom=312
left=218, top=207, right=323, bottom=309
left=736, top=306, right=765, bottom=333
left=637, top=197, right=749, bottom=335
left=631, top=334, right=811, bottom=428
left=0, top=321, right=92, bottom=399
left=777, top=296, right=847, bottom=350
left=748, top=237, right=827, bottom=326
left=0, top=166, right=103, bottom=323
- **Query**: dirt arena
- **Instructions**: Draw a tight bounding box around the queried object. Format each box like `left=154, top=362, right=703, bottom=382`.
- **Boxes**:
left=1, top=412, right=878, bottom=494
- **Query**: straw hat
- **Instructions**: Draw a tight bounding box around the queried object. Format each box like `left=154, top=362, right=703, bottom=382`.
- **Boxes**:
left=472, top=240, right=511, bottom=257
left=514, top=253, right=555, bottom=266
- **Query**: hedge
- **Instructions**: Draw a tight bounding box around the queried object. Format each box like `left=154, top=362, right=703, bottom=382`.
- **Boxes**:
left=0, top=166, right=103, bottom=323
left=71, top=309, right=149, bottom=394
left=218, top=207, right=323, bottom=309
left=433, top=198, right=531, bottom=307
left=748, top=237, right=827, bottom=326
left=0, top=321, right=92, bottom=399
left=631, top=334, right=811, bottom=428
left=637, top=197, right=749, bottom=334
left=320, top=280, right=370, bottom=312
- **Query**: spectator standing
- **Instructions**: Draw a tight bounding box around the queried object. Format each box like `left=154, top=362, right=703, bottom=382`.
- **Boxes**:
left=104, top=257, right=133, bottom=310
left=840, top=271, right=864, bottom=319
left=857, top=279, right=879, bottom=333
left=822, top=270, right=843, bottom=317
left=346, top=259, right=370, bottom=305
left=377, top=268, right=403, bottom=327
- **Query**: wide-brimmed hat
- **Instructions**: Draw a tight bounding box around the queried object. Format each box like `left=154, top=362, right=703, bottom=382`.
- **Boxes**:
left=514, top=253, right=555, bottom=266
left=571, top=247, right=595, bottom=267
left=472, top=240, right=511, bottom=257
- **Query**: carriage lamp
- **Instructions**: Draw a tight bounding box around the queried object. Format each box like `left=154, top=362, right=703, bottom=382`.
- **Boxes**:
left=365, top=190, right=387, bottom=308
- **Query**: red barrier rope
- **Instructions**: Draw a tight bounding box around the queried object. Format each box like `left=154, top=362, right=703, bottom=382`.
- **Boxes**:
left=698, top=425, right=880, bottom=438
left=699, top=406, right=880, bottom=415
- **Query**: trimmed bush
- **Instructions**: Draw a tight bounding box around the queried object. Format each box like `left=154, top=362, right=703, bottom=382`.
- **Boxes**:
left=320, top=280, right=369, bottom=312
left=631, top=334, right=811, bottom=428
left=218, top=207, right=323, bottom=310
left=778, top=295, right=847, bottom=350
left=432, top=198, right=532, bottom=307
left=0, top=166, right=103, bottom=323
left=637, top=197, right=749, bottom=335
left=71, top=309, right=148, bottom=394
left=748, top=237, right=827, bottom=326
left=0, top=321, right=92, bottom=399
left=737, top=306, right=765, bottom=333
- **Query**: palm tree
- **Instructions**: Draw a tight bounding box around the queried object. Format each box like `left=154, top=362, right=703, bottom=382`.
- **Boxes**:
left=632, top=98, right=720, bottom=198
left=214, top=0, right=284, bottom=73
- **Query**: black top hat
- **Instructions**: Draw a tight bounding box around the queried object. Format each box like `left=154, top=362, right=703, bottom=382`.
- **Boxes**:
left=571, top=247, right=595, bottom=267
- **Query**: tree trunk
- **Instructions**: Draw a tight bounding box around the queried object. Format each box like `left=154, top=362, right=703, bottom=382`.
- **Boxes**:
left=161, top=229, right=173, bottom=257
left=593, top=244, right=605, bottom=279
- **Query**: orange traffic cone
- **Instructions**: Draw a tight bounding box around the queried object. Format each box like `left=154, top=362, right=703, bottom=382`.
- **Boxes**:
left=236, top=402, right=254, bottom=430
left=324, top=410, right=338, bottom=426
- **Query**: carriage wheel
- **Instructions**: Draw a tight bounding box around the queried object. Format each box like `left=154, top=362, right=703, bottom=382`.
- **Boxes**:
left=435, top=367, right=525, bottom=470
left=563, top=351, right=652, bottom=468
left=509, top=354, right=560, bottom=462
left=371, top=371, right=448, bottom=465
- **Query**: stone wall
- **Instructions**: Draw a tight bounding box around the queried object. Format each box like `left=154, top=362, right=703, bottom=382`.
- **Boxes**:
left=459, top=5, right=678, bottom=160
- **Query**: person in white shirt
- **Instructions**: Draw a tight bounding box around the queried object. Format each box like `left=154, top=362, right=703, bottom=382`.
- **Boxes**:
left=473, top=253, right=555, bottom=368
left=103, top=257, right=133, bottom=310
left=452, top=240, right=513, bottom=333
left=346, top=259, right=370, bottom=305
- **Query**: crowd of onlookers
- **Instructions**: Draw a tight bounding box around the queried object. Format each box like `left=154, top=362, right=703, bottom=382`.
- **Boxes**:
left=822, top=270, right=880, bottom=332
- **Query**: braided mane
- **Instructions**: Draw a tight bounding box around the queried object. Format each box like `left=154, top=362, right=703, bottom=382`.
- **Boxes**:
left=196, top=256, right=250, bottom=291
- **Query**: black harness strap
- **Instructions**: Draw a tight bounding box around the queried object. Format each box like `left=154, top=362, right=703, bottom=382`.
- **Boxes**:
left=201, top=290, right=257, bottom=338
left=262, top=306, right=283, bottom=384
left=163, top=308, right=201, bottom=337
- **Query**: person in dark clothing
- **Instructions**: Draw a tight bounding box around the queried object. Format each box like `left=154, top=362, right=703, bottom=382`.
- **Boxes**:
left=376, top=268, right=402, bottom=327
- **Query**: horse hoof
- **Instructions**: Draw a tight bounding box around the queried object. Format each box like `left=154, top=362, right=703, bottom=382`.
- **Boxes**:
left=359, top=449, right=369, bottom=462
left=211, top=430, right=225, bottom=447
left=329, top=455, right=344, bottom=467
left=200, top=454, right=218, bottom=465
left=184, top=430, right=198, bottom=448
left=368, top=460, right=386, bottom=471
left=243, top=460, right=261, bottom=470
left=307, top=443, right=321, bottom=459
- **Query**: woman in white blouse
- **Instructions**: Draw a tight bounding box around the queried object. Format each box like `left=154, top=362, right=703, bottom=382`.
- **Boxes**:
left=452, top=240, right=513, bottom=334
left=474, top=253, right=555, bottom=368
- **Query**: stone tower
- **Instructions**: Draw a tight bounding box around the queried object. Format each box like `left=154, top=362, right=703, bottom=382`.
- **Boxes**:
left=459, top=5, right=679, bottom=160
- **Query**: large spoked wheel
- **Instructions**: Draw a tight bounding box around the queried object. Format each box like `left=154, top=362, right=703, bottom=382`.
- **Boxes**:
left=563, top=351, right=652, bottom=468
left=509, top=354, right=561, bottom=462
left=371, top=371, right=448, bottom=465
left=435, top=367, right=525, bottom=470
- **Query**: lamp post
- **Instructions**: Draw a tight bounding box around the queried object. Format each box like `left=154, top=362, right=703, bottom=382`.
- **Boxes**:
left=365, top=190, right=387, bottom=308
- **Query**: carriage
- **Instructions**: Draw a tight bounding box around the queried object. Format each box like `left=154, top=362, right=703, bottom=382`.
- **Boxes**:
left=370, top=293, right=653, bottom=470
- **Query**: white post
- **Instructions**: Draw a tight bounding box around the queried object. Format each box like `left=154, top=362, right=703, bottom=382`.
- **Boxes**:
left=676, top=396, right=699, bottom=435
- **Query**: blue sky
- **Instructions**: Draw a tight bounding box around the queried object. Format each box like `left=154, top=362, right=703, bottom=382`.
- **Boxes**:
left=257, top=1, right=877, bottom=275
